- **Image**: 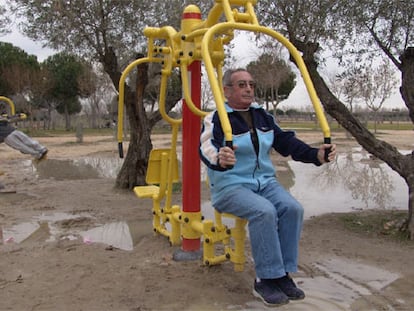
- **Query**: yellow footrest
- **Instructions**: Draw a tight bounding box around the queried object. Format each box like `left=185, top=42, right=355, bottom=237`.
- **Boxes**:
left=134, top=185, right=160, bottom=198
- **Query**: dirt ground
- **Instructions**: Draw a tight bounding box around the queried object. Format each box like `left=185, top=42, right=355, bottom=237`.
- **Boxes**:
left=0, top=130, right=413, bottom=311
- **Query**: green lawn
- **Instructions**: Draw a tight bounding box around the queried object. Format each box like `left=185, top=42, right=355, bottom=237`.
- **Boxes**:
left=20, top=120, right=412, bottom=137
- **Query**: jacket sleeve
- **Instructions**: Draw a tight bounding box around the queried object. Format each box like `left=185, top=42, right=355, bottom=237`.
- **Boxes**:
left=199, top=112, right=227, bottom=171
left=273, top=126, right=322, bottom=166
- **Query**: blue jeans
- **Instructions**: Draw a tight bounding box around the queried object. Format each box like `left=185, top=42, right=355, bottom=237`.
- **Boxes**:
left=213, top=181, right=304, bottom=279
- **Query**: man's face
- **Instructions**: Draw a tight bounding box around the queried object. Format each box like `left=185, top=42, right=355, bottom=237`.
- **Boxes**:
left=223, top=71, right=255, bottom=110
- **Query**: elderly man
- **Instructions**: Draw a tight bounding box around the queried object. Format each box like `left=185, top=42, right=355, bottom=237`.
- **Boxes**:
left=199, top=68, right=336, bottom=307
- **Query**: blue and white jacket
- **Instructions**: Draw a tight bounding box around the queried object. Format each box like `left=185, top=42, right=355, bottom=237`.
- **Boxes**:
left=199, top=102, right=322, bottom=205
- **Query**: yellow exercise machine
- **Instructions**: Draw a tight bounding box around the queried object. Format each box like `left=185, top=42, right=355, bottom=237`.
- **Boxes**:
left=0, top=96, right=27, bottom=122
left=117, top=0, right=331, bottom=271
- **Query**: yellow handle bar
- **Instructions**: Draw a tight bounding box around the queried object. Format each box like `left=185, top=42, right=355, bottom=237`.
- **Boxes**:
left=202, top=23, right=331, bottom=144
left=180, top=64, right=208, bottom=118
left=117, top=57, right=157, bottom=157
left=158, top=72, right=182, bottom=125
left=117, top=57, right=183, bottom=158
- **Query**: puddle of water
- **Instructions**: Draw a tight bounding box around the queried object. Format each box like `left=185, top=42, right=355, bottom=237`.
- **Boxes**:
left=80, top=220, right=152, bottom=251
left=1, top=212, right=151, bottom=251
left=2, top=221, right=41, bottom=243
left=2, top=212, right=92, bottom=243
left=75, top=156, right=124, bottom=178
left=34, top=159, right=100, bottom=180
left=288, top=148, right=408, bottom=218
left=32, top=156, right=123, bottom=180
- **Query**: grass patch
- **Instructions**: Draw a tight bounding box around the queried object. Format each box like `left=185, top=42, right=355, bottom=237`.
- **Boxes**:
left=21, top=128, right=116, bottom=137
left=18, top=120, right=413, bottom=138
left=339, top=210, right=410, bottom=242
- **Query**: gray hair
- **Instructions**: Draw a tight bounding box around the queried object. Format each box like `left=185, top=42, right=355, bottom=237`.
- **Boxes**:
left=222, top=68, right=249, bottom=86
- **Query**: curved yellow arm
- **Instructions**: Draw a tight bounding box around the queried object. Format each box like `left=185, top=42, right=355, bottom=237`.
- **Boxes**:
left=117, top=57, right=156, bottom=157
left=117, top=25, right=180, bottom=157
left=158, top=72, right=182, bottom=126
left=117, top=57, right=151, bottom=144
left=180, top=64, right=208, bottom=118
left=201, top=22, right=331, bottom=144
left=117, top=56, right=183, bottom=157
left=0, top=96, right=15, bottom=115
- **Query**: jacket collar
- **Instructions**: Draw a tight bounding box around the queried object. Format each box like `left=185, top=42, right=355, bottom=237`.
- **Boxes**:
left=224, top=102, right=261, bottom=113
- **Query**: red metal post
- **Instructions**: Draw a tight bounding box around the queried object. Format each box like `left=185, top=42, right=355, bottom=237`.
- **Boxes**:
left=181, top=60, right=201, bottom=251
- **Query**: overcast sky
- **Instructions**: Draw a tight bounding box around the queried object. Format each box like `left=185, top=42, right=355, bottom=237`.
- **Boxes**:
left=0, top=18, right=405, bottom=110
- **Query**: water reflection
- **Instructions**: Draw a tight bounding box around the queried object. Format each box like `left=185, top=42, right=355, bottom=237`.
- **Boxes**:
left=2, top=213, right=152, bottom=251
left=76, top=156, right=123, bottom=178
left=314, top=147, right=396, bottom=209
left=33, top=156, right=123, bottom=180
left=2, top=212, right=92, bottom=243
left=80, top=220, right=152, bottom=251
left=35, top=159, right=100, bottom=180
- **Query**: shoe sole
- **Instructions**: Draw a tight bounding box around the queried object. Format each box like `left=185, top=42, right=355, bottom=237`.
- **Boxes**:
left=252, top=288, right=289, bottom=307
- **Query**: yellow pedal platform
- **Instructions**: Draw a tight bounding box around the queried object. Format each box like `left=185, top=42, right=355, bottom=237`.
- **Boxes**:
left=134, top=185, right=160, bottom=198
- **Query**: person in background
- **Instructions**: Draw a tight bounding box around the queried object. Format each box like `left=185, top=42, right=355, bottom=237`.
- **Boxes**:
left=199, top=68, right=336, bottom=307
left=0, top=113, right=48, bottom=161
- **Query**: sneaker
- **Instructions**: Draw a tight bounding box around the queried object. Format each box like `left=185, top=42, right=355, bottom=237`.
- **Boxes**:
left=37, top=149, right=48, bottom=161
left=253, top=279, right=289, bottom=307
left=274, top=274, right=305, bottom=300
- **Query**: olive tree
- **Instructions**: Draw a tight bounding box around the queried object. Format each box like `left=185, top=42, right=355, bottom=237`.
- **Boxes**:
left=9, top=0, right=201, bottom=188
left=0, top=4, right=10, bottom=35
left=258, top=0, right=414, bottom=238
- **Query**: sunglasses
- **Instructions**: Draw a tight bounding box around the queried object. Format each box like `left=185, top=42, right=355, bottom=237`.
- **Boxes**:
left=227, top=80, right=256, bottom=89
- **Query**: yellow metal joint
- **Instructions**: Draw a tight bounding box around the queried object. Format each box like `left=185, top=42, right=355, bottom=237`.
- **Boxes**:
left=181, top=211, right=203, bottom=240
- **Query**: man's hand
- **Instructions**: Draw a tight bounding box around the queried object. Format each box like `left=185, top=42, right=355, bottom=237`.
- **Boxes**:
left=317, top=144, right=336, bottom=163
left=218, top=146, right=237, bottom=168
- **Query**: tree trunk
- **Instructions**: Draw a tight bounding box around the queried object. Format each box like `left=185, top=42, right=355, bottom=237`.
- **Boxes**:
left=98, top=48, right=150, bottom=189
left=115, top=58, right=152, bottom=189
left=101, top=48, right=181, bottom=190
left=408, top=184, right=414, bottom=240
left=64, top=104, right=70, bottom=131
left=294, top=40, right=414, bottom=239
left=400, top=47, right=414, bottom=123
left=399, top=47, right=414, bottom=239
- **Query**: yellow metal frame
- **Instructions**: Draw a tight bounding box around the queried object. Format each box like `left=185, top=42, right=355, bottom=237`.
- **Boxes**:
left=0, top=96, right=27, bottom=121
left=0, top=96, right=15, bottom=115
left=118, top=0, right=332, bottom=272
left=202, top=211, right=248, bottom=272
left=133, top=143, right=182, bottom=246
